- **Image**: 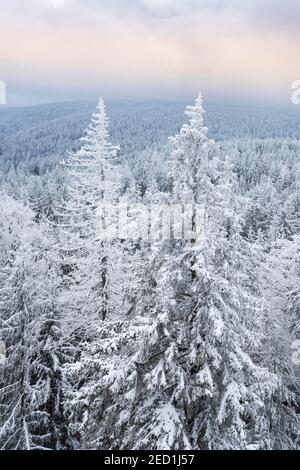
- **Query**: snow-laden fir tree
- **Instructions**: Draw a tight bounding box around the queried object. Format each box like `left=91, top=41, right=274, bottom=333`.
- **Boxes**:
left=261, top=235, right=300, bottom=449
left=100, top=94, right=281, bottom=450
left=0, top=195, right=70, bottom=450
left=57, top=98, right=121, bottom=326
left=53, top=98, right=142, bottom=448
left=289, top=238, right=300, bottom=337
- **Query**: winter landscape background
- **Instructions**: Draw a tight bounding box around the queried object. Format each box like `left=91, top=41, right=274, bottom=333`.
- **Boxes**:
left=0, top=96, right=300, bottom=450
left=1, top=0, right=300, bottom=453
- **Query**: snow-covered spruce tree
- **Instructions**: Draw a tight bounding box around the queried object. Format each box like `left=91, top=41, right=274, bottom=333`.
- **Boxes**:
left=53, top=98, right=140, bottom=448
left=286, top=235, right=300, bottom=325
left=289, top=242, right=300, bottom=338
left=0, top=196, right=36, bottom=450
left=0, top=195, right=70, bottom=450
left=102, top=94, right=280, bottom=450
left=57, top=98, right=121, bottom=327
left=26, top=238, right=73, bottom=451
left=260, top=236, right=300, bottom=449
left=28, top=167, right=68, bottom=222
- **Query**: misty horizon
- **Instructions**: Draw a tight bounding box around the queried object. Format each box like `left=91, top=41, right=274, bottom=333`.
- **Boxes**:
left=1, top=0, right=299, bottom=107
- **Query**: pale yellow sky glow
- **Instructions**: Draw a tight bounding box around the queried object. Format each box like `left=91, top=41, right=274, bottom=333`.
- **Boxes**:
left=0, top=0, right=299, bottom=105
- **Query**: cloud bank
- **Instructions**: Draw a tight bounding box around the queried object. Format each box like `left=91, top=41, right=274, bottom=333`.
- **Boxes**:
left=0, top=0, right=299, bottom=105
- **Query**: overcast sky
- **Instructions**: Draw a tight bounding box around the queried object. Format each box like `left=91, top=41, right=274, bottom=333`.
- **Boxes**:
left=0, top=0, right=299, bottom=106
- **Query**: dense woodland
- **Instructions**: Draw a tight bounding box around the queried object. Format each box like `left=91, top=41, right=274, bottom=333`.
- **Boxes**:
left=0, top=95, right=300, bottom=450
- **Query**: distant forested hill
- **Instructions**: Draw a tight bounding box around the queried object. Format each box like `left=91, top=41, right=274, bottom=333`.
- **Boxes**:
left=1, top=101, right=300, bottom=172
